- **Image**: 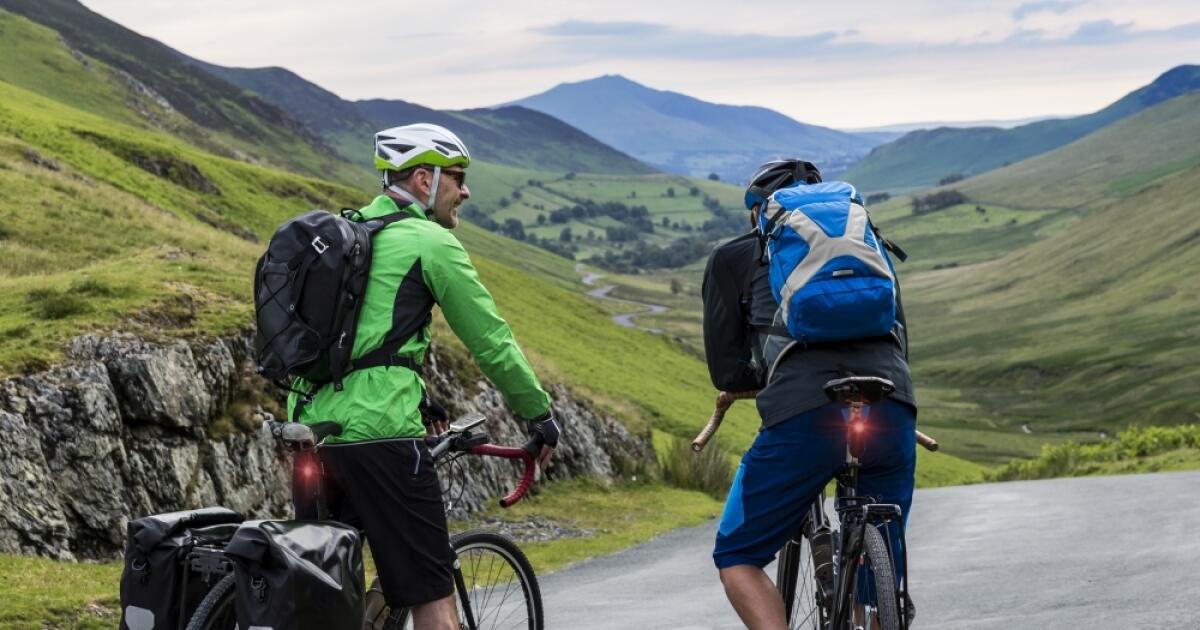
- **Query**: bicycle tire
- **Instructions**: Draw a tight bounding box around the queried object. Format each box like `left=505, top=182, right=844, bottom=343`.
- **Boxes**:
left=184, top=573, right=237, bottom=630
left=777, top=531, right=833, bottom=629
left=850, top=526, right=901, bottom=630
left=365, top=530, right=543, bottom=630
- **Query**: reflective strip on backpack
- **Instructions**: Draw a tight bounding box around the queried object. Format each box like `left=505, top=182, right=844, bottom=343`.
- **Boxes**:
left=123, top=607, right=154, bottom=630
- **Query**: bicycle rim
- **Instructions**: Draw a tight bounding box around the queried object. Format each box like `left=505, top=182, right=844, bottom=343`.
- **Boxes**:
left=850, top=526, right=901, bottom=630
left=367, top=531, right=542, bottom=630
left=184, top=573, right=237, bottom=630
left=777, top=534, right=832, bottom=630
left=452, top=530, right=543, bottom=630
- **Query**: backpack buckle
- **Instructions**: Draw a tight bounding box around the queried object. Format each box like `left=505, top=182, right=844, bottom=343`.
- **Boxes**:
left=311, top=236, right=329, bottom=254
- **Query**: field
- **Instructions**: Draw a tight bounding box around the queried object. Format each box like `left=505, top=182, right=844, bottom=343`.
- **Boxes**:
left=462, top=165, right=746, bottom=261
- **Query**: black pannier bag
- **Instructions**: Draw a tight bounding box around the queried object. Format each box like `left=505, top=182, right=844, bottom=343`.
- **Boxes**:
left=253, top=209, right=409, bottom=393
left=119, top=507, right=244, bottom=630
left=224, top=520, right=365, bottom=630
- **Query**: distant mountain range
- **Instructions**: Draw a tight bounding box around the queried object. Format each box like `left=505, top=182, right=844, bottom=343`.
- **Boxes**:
left=195, top=64, right=654, bottom=176
left=508, top=75, right=888, bottom=183
left=0, top=0, right=652, bottom=180
left=843, top=65, right=1200, bottom=191
left=847, top=115, right=1065, bottom=134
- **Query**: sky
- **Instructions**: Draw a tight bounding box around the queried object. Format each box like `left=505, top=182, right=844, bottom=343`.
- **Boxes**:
left=80, top=0, right=1200, bottom=129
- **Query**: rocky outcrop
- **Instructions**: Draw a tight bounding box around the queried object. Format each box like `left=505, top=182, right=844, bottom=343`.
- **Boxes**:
left=0, top=332, right=649, bottom=559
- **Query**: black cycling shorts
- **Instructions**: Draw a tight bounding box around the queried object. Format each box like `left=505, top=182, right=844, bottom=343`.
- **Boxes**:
left=292, top=438, right=454, bottom=608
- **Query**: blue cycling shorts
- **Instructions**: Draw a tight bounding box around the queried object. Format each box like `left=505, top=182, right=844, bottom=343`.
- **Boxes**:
left=713, top=399, right=916, bottom=573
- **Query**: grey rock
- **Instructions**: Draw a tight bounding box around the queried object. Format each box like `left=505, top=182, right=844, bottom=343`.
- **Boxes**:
left=1, top=331, right=652, bottom=559
left=0, top=411, right=74, bottom=560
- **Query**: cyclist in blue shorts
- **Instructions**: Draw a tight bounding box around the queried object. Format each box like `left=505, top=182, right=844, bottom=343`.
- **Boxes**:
left=701, top=159, right=918, bottom=629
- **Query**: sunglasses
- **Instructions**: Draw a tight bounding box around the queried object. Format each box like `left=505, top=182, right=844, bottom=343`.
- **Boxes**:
left=418, top=167, right=467, bottom=188
left=442, top=169, right=467, bottom=187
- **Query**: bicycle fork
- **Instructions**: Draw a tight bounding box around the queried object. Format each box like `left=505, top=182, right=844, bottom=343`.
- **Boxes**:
left=451, top=546, right=479, bottom=630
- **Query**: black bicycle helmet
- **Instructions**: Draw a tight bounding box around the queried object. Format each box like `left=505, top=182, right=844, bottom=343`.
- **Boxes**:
left=743, top=159, right=823, bottom=210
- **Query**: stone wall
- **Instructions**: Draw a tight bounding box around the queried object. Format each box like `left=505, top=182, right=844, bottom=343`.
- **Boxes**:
left=0, top=332, right=649, bottom=560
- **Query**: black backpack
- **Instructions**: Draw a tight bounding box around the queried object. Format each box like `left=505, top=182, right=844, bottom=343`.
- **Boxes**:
left=253, top=209, right=409, bottom=392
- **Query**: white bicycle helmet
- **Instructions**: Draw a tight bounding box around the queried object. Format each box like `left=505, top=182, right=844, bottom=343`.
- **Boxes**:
left=374, top=123, right=471, bottom=209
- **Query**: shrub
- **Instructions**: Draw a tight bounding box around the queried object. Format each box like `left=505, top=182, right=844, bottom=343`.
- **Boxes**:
left=72, top=278, right=130, bottom=298
left=912, top=189, right=966, bottom=215
left=938, top=173, right=965, bottom=186
left=27, top=289, right=92, bottom=320
left=659, top=434, right=735, bottom=499
left=988, top=424, right=1200, bottom=481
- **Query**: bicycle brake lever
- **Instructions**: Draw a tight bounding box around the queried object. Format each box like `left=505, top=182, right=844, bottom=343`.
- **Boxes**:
left=457, top=432, right=488, bottom=450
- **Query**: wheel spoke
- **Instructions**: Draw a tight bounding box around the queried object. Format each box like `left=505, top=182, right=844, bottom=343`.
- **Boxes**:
left=453, top=534, right=539, bottom=629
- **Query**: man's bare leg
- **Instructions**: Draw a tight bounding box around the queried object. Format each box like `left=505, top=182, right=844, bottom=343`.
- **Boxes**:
left=410, top=593, right=458, bottom=630
left=720, top=565, right=787, bottom=630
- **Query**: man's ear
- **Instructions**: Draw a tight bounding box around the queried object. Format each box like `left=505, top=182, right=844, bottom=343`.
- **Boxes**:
left=410, top=167, right=432, bottom=196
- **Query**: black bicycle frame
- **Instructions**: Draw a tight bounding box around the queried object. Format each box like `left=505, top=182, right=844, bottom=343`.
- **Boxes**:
left=826, top=405, right=911, bottom=630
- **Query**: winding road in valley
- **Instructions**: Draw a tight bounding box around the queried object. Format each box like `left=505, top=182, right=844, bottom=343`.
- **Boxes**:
left=576, top=264, right=669, bottom=333
left=539, top=471, right=1200, bottom=629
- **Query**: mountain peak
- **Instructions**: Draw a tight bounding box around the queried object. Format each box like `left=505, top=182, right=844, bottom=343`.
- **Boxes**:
left=508, top=75, right=881, bottom=182
left=1142, top=64, right=1200, bottom=96
left=555, top=74, right=646, bottom=92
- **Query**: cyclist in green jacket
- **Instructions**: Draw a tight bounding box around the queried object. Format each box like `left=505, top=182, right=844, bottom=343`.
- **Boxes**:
left=287, top=123, right=561, bottom=629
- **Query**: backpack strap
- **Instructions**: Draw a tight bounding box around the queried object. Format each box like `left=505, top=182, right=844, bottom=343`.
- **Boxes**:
left=358, top=210, right=413, bottom=234
left=327, top=210, right=415, bottom=390
left=351, top=345, right=422, bottom=374
left=871, top=225, right=908, bottom=262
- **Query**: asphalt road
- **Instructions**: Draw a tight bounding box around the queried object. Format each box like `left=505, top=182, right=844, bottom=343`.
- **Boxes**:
left=539, top=471, right=1200, bottom=629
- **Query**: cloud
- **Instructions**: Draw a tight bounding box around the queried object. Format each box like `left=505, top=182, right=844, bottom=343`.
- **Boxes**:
left=528, top=20, right=844, bottom=60
left=532, top=21, right=666, bottom=37
left=1004, top=18, right=1199, bottom=46
left=1066, top=19, right=1136, bottom=44
left=1164, top=21, right=1200, bottom=38
left=1012, top=1, right=1083, bottom=21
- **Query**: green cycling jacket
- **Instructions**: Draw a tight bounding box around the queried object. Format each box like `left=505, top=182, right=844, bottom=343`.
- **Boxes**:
left=286, top=195, right=551, bottom=443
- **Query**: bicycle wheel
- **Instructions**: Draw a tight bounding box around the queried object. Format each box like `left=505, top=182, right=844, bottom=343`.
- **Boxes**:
left=364, top=530, right=543, bottom=630
left=776, top=530, right=833, bottom=629
left=850, top=526, right=901, bottom=630
left=184, top=573, right=237, bottom=630
left=453, top=530, right=543, bottom=630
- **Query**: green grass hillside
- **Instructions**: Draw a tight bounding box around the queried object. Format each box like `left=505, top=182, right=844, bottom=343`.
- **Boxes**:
left=0, top=2, right=368, bottom=187
left=844, top=65, right=1200, bottom=191
left=861, top=90, right=1200, bottom=273
left=900, top=94, right=1200, bottom=462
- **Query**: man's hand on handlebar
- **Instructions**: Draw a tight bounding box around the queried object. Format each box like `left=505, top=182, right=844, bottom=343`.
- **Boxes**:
left=523, top=409, right=562, bottom=471
left=420, top=393, right=450, bottom=436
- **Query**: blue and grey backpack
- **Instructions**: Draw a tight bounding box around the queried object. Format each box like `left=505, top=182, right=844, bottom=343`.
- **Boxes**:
left=756, top=180, right=902, bottom=346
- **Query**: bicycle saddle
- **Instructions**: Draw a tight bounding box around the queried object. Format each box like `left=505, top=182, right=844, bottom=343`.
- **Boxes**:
left=823, top=376, right=895, bottom=404
left=265, top=420, right=343, bottom=450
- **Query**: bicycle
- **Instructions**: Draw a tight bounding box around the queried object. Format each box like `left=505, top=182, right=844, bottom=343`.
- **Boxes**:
left=185, top=413, right=544, bottom=630
left=693, top=376, right=938, bottom=630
